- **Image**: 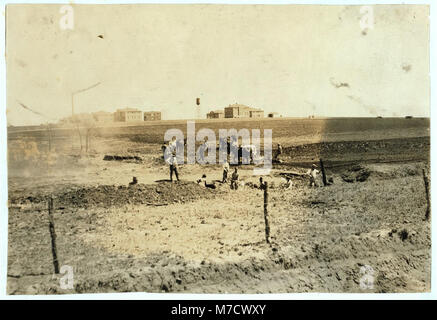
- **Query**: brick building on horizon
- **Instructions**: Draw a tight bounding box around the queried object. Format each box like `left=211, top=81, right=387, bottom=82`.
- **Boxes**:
left=207, top=110, right=225, bottom=119
left=144, top=111, right=162, bottom=121
left=114, top=107, right=142, bottom=122
left=224, top=104, right=264, bottom=119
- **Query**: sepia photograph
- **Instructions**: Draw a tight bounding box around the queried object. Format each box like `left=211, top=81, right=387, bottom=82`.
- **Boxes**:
left=3, top=2, right=432, bottom=296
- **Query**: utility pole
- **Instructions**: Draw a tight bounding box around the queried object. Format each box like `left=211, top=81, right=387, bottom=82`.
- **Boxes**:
left=423, top=169, right=430, bottom=221
left=48, top=197, right=59, bottom=274
left=263, top=181, right=271, bottom=244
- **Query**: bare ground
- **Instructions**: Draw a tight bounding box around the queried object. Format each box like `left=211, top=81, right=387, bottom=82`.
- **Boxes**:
left=6, top=127, right=431, bottom=294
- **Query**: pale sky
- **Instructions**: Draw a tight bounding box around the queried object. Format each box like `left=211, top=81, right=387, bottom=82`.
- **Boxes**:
left=6, top=4, right=430, bottom=126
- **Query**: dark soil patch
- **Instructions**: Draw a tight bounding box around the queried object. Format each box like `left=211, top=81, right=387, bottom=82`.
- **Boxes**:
left=103, top=155, right=142, bottom=162
left=9, top=181, right=221, bottom=208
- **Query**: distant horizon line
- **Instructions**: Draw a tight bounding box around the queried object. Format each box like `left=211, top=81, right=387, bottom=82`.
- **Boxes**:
left=7, top=115, right=430, bottom=129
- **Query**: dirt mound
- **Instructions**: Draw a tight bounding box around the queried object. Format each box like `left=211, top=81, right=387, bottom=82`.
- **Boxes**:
left=341, top=165, right=370, bottom=183
left=61, top=182, right=222, bottom=208
left=103, top=155, right=142, bottom=162
left=10, top=182, right=220, bottom=208
left=282, top=137, right=429, bottom=164
left=367, top=163, right=423, bottom=180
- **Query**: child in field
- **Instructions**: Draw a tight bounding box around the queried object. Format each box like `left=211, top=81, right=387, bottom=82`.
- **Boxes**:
left=274, top=143, right=283, bottom=161
left=284, top=177, right=293, bottom=189
left=165, top=137, right=179, bottom=182
left=230, top=167, right=239, bottom=190
left=307, top=164, right=319, bottom=187
left=222, top=159, right=230, bottom=183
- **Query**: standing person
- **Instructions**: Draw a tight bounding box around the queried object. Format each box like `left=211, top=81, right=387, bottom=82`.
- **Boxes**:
left=274, top=143, right=283, bottom=161
left=165, top=137, right=180, bottom=182
left=169, top=150, right=180, bottom=182
left=284, top=177, right=292, bottom=189
left=307, top=164, right=319, bottom=187
left=169, top=136, right=177, bottom=151
left=278, top=143, right=283, bottom=156
left=231, top=139, right=239, bottom=164
left=161, top=141, right=167, bottom=160
left=222, top=159, right=230, bottom=183
left=226, top=137, right=231, bottom=158
left=198, top=137, right=208, bottom=163
left=230, top=167, right=239, bottom=190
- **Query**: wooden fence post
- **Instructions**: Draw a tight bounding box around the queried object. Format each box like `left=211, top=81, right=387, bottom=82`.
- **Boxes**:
left=423, top=169, right=430, bottom=221
left=48, top=197, right=60, bottom=274
left=263, top=182, right=271, bottom=244
left=320, top=158, right=327, bottom=186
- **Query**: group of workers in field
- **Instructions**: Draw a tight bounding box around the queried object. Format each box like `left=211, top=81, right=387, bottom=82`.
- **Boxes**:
left=162, top=138, right=320, bottom=188
left=222, top=159, right=240, bottom=190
